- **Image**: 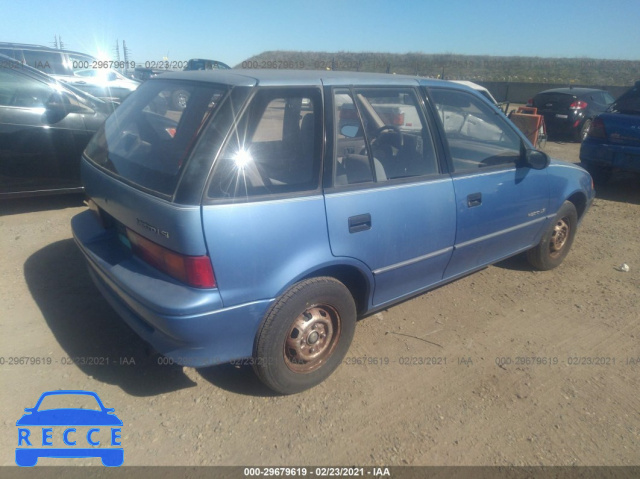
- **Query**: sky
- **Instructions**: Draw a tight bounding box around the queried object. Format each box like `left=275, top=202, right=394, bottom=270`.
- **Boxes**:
left=2, top=0, right=640, bottom=67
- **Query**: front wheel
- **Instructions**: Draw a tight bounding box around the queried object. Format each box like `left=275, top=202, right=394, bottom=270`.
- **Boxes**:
left=253, top=277, right=356, bottom=394
left=526, top=201, right=577, bottom=270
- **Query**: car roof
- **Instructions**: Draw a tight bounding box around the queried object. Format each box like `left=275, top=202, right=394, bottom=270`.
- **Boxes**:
left=536, top=87, right=606, bottom=96
left=153, top=69, right=467, bottom=89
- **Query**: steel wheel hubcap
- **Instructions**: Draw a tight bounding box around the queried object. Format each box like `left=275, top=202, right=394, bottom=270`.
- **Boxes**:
left=550, top=217, right=570, bottom=255
left=284, top=305, right=341, bottom=373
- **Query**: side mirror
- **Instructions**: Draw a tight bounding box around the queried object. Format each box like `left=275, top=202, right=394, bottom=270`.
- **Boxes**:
left=106, top=72, right=117, bottom=81
left=44, top=92, right=70, bottom=122
left=340, top=125, right=359, bottom=138
left=523, top=149, right=549, bottom=170
left=45, top=92, right=67, bottom=110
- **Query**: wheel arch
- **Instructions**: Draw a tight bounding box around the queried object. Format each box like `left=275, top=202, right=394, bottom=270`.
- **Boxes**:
left=298, top=264, right=372, bottom=316
left=566, top=191, right=588, bottom=221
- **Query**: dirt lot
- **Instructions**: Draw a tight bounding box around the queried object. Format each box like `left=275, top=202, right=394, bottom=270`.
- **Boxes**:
left=0, top=141, right=638, bottom=469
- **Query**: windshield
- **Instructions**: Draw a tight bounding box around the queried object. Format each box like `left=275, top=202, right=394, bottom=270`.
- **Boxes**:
left=84, top=79, right=229, bottom=197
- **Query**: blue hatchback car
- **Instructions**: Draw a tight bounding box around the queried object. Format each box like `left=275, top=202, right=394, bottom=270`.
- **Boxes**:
left=72, top=70, right=594, bottom=394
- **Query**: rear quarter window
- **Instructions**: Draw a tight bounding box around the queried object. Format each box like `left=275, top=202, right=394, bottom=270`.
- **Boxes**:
left=84, top=80, right=228, bottom=198
left=207, top=87, right=322, bottom=201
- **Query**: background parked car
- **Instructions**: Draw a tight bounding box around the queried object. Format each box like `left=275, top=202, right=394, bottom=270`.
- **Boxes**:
left=528, top=87, right=614, bottom=142
left=130, top=66, right=166, bottom=82
left=183, top=58, right=231, bottom=71
left=0, top=54, right=114, bottom=198
left=0, top=42, right=95, bottom=77
left=451, top=80, right=509, bottom=113
left=60, top=68, right=140, bottom=104
left=0, top=42, right=139, bottom=104
left=580, top=80, right=640, bottom=184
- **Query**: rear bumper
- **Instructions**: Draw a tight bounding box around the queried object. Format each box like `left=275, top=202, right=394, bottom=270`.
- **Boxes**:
left=72, top=210, right=273, bottom=367
left=541, top=112, right=583, bottom=134
left=580, top=141, right=640, bottom=173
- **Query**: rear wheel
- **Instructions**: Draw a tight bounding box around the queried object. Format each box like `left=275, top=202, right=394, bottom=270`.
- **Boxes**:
left=253, top=277, right=356, bottom=394
left=527, top=201, right=577, bottom=270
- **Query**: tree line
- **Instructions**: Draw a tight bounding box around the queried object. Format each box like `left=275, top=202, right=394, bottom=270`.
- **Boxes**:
left=237, top=51, right=639, bottom=87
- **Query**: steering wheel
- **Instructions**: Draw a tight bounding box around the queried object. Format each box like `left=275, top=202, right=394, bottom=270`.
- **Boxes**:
left=370, top=125, right=404, bottom=148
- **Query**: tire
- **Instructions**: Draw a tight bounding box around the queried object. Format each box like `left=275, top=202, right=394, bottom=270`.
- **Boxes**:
left=253, top=277, right=356, bottom=394
left=576, top=119, right=591, bottom=142
left=536, top=126, right=547, bottom=149
left=583, top=162, right=612, bottom=185
left=527, top=201, right=578, bottom=271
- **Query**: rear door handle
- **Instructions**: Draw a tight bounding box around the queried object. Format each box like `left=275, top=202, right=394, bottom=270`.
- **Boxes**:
left=348, top=214, right=371, bottom=233
left=467, top=193, right=482, bottom=208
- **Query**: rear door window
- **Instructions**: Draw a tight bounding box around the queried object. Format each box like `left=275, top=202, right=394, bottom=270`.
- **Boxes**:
left=84, top=80, right=228, bottom=197
left=0, top=67, right=53, bottom=107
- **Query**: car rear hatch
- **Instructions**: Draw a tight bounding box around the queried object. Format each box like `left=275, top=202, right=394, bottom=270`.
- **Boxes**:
left=596, top=112, right=640, bottom=146
left=605, top=86, right=640, bottom=146
left=76, top=78, right=243, bottom=298
left=533, top=92, right=576, bottom=114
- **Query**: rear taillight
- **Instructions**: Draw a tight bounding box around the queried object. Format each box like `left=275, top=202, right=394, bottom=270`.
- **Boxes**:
left=569, top=100, right=588, bottom=110
left=526, top=98, right=533, bottom=107
left=586, top=117, right=607, bottom=140
left=126, top=229, right=216, bottom=289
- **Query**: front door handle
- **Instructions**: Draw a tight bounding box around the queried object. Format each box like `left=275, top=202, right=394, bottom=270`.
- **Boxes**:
left=348, top=214, right=371, bottom=233
left=467, top=192, right=482, bottom=208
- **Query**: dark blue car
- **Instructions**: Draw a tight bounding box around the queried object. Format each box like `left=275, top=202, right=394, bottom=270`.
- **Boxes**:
left=16, top=390, right=123, bottom=467
left=72, top=71, right=595, bottom=394
left=580, top=80, right=640, bottom=184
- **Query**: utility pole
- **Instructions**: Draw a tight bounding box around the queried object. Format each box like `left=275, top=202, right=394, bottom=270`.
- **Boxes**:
left=122, top=40, right=132, bottom=73
left=113, top=39, right=121, bottom=64
left=52, top=35, right=64, bottom=50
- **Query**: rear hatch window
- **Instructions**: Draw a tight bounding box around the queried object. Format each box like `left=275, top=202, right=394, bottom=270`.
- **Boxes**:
left=534, top=92, right=575, bottom=112
left=84, top=79, right=228, bottom=198
left=610, top=86, right=640, bottom=115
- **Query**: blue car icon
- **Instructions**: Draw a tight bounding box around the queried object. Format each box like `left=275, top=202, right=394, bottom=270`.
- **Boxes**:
left=16, top=390, right=123, bottom=467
